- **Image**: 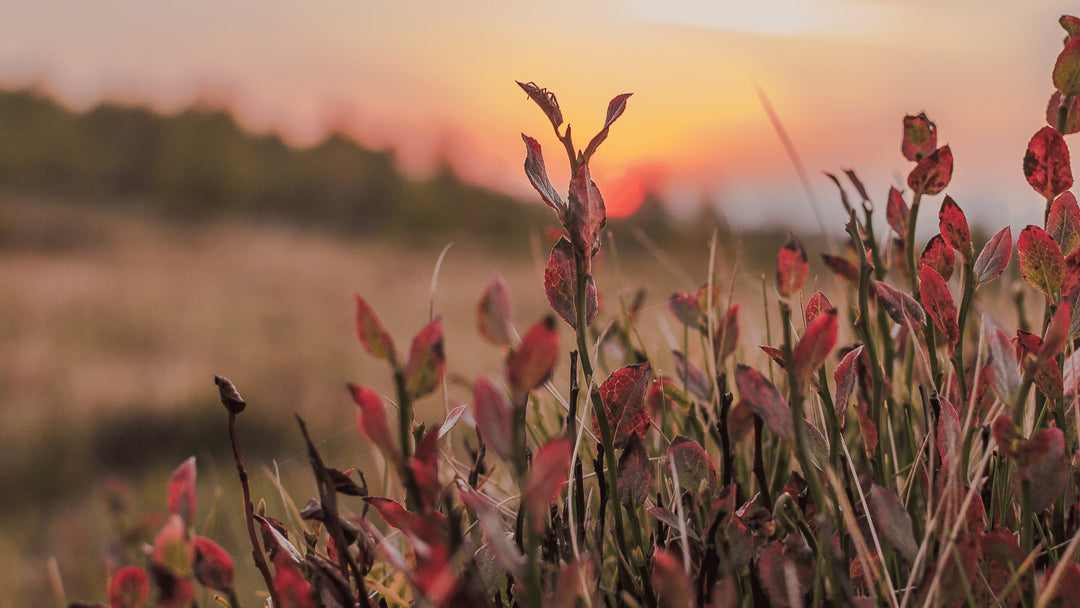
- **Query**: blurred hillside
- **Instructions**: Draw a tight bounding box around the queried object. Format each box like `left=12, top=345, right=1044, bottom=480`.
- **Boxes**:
left=0, top=88, right=742, bottom=250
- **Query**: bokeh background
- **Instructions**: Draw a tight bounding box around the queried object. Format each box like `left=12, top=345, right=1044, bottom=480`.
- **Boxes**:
left=0, top=0, right=1076, bottom=604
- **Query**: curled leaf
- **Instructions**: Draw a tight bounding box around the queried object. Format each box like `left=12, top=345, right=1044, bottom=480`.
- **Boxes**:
left=1024, top=126, right=1073, bottom=200
left=516, top=81, right=563, bottom=127
left=584, top=93, right=633, bottom=161
left=521, top=134, right=565, bottom=218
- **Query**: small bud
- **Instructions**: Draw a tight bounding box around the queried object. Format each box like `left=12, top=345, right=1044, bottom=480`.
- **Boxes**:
left=214, top=375, right=246, bottom=414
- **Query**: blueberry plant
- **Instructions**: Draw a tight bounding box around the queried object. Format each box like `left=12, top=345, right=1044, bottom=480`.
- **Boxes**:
left=74, top=15, right=1080, bottom=608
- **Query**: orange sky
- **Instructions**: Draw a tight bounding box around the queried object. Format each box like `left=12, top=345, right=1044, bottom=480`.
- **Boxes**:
left=2, top=0, right=1078, bottom=231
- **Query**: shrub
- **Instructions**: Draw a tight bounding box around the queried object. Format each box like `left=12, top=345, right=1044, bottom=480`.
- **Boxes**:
left=72, top=15, right=1080, bottom=608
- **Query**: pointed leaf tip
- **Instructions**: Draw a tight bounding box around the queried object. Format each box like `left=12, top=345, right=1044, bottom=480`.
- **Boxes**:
left=973, top=227, right=1012, bottom=286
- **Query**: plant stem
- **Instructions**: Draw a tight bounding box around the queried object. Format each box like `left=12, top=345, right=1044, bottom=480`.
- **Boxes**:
left=227, top=412, right=281, bottom=608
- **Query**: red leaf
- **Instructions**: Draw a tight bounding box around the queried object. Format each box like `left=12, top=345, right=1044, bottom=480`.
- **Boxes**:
left=667, top=436, right=716, bottom=494
left=1048, top=91, right=1080, bottom=135
left=776, top=235, right=809, bottom=297
left=1055, top=36, right=1080, bottom=97
left=651, top=549, right=693, bottom=608
left=403, top=318, right=445, bottom=400
left=734, top=365, right=793, bottom=442
left=349, top=384, right=398, bottom=461
left=978, top=529, right=1027, bottom=606
left=1024, top=126, right=1073, bottom=200
left=1048, top=192, right=1080, bottom=257
left=902, top=113, right=937, bottom=162
left=273, top=556, right=314, bottom=608
left=714, top=303, right=740, bottom=364
left=192, top=536, right=234, bottom=593
left=791, top=307, right=838, bottom=384
left=109, top=566, right=150, bottom=608
left=617, top=433, right=652, bottom=505
left=973, top=227, right=1012, bottom=285
left=804, top=291, right=832, bottom=326
left=907, top=145, right=953, bottom=196
left=853, top=397, right=878, bottom=458
left=365, top=496, right=426, bottom=535
left=517, top=81, right=563, bottom=127
left=544, top=237, right=598, bottom=329
left=506, top=316, right=559, bottom=398
left=594, top=362, right=652, bottom=449
left=1064, top=15, right=1080, bottom=38
left=918, top=266, right=959, bottom=353
left=409, top=427, right=441, bottom=510
left=355, top=294, right=397, bottom=362
left=822, top=253, right=860, bottom=285
left=756, top=537, right=816, bottom=608
left=438, top=403, right=470, bottom=440
left=668, top=291, right=704, bottom=330
left=834, top=345, right=865, bottom=423
left=152, top=515, right=193, bottom=577
left=938, top=195, right=972, bottom=262
left=672, top=350, right=710, bottom=401
left=920, top=234, right=956, bottom=281
left=524, top=437, right=572, bottom=532
left=1042, top=300, right=1072, bottom=363
left=646, top=378, right=691, bottom=418
left=565, top=163, right=606, bottom=267
left=1040, top=563, right=1080, bottom=608
left=868, top=486, right=917, bottom=563
left=1014, top=428, right=1069, bottom=512
left=887, top=186, right=909, bottom=239
left=1017, top=225, right=1066, bottom=297
left=935, top=395, right=962, bottom=474
left=584, top=93, right=633, bottom=161
left=760, top=345, right=787, bottom=371
left=476, top=273, right=513, bottom=346
left=521, top=134, right=566, bottom=218
left=874, top=281, right=926, bottom=327
left=472, top=376, right=512, bottom=460
left=167, top=457, right=196, bottom=526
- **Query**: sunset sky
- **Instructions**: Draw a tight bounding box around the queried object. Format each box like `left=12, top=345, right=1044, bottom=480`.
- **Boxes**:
left=1, top=0, right=1077, bottom=232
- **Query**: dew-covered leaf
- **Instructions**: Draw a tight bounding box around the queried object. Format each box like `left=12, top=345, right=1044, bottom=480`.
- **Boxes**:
left=1017, top=224, right=1066, bottom=297
left=938, top=195, right=972, bottom=262
left=776, top=235, right=809, bottom=297
left=907, top=145, right=953, bottom=196
left=920, top=234, right=956, bottom=281
left=667, top=436, right=716, bottom=494
left=524, top=437, right=572, bottom=532
left=618, top=433, right=652, bottom=505
left=902, top=113, right=937, bottom=162
left=507, top=316, right=559, bottom=398
left=403, top=318, right=445, bottom=400
left=919, top=266, right=959, bottom=353
left=476, top=273, right=513, bottom=346
left=355, top=294, right=396, bottom=362
left=594, top=362, right=652, bottom=448
left=734, top=365, right=793, bottom=442
left=973, top=227, right=1012, bottom=286
left=167, top=457, right=197, bottom=526
left=868, top=486, right=918, bottom=563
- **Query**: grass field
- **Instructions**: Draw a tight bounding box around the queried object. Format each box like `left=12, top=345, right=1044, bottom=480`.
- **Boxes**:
left=0, top=197, right=778, bottom=605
